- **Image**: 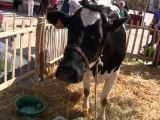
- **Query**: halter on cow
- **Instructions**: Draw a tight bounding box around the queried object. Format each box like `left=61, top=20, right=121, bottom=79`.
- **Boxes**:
left=47, top=3, right=127, bottom=120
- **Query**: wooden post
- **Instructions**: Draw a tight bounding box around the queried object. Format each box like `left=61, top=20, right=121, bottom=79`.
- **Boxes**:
left=30, top=18, right=33, bottom=27
left=55, top=29, right=58, bottom=58
left=28, top=18, right=33, bottom=77
left=28, top=31, right=32, bottom=73
left=4, top=23, right=8, bottom=82
left=131, top=21, right=139, bottom=54
left=137, top=27, right=145, bottom=55
left=144, top=27, right=152, bottom=56
left=126, top=20, right=133, bottom=51
left=12, top=35, right=16, bottom=79
left=35, top=17, right=45, bottom=80
left=142, top=0, right=149, bottom=26
left=152, top=33, right=160, bottom=66
left=4, top=37, right=9, bottom=82
left=52, top=27, right=56, bottom=59
left=39, top=18, right=46, bottom=79
left=155, top=44, right=160, bottom=65
left=20, top=20, right=25, bottom=75
left=5, top=22, right=8, bottom=32
left=13, top=14, right=16, bottom=30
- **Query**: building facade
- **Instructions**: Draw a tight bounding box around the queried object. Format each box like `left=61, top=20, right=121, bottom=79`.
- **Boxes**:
left=0, top=0, right=41, bottom=11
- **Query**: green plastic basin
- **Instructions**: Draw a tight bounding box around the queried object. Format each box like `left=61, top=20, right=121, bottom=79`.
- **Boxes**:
left=15, top=95, right=45, bottom=116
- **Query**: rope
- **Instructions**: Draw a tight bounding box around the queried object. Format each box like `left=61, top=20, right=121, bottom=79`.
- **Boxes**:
left=94, top=57, right=103, bottom=119
left=95, top=59, right=99, bottom=119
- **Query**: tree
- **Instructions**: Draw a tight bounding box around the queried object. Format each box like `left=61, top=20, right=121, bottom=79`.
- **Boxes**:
left=126, top=0, right=147, bottom=11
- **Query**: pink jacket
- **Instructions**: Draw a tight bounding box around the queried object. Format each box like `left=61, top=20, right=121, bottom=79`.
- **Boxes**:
left=0, top=14, right=3, bottom=24
left=50, top=0, right=59, bottom=5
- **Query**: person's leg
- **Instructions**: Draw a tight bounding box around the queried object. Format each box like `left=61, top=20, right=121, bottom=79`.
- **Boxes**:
left=30, top=3, right=34, bottom=16
left=28, top=2, right=31, bottom=17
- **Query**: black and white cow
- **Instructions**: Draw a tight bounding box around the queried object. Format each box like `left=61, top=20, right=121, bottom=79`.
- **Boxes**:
left=47, top=4, right=127, bottom=120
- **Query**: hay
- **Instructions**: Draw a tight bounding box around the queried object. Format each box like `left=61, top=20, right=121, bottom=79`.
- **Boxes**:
left=0, top=61, right=160, bottom=120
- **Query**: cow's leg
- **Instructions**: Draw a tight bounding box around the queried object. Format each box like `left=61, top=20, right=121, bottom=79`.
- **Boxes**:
left=82, top=70, right=91, bottom=112
left=97, top=70, right=119, bottom=120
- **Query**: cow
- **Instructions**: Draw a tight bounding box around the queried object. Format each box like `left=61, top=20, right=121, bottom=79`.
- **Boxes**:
left=46, top=3, right=127, bottom=120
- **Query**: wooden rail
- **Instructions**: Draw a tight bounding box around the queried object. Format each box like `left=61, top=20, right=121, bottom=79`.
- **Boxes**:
left=0, top=27, right=36, bottom=38
left=35, top=17, right=67, bottom=80
left=125, top=21, right=160, bottom=66
left=0, top=23, right=36, bottom=89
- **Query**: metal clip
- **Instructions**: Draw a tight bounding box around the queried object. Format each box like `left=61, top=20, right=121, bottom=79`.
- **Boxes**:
left=98, top=57, right=103, bottom=66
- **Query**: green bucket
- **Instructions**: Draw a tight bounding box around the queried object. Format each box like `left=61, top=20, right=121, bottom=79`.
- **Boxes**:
left=15, top=95, right=45, bottom=117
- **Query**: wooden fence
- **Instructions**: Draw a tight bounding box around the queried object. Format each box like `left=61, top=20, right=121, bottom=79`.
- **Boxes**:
left=0, top=23, right=36, bottom=90
left=35, top=17, right=67, bottom=80
left=1, top=14, right=36, bottom=31
left=0, top=17, right=160, bottom=90
left=0, top=17, right=67, bottom=90
left=126, top=21, right=160, bottom=66
left=0, top=14, right=39, bottom=90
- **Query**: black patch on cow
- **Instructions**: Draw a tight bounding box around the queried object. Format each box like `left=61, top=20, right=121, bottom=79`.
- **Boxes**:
left=47, top=7, right=127, bottom=83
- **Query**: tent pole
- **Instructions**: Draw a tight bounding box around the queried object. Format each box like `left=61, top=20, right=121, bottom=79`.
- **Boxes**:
left=142, top=0, right=149, bottom=26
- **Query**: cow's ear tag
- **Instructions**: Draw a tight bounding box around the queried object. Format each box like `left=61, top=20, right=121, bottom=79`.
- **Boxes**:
left=98, top=57, right=103, bottom=66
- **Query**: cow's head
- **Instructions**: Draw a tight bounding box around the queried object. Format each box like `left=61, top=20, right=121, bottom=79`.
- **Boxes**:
left=46, top=7, right=127, bottom=83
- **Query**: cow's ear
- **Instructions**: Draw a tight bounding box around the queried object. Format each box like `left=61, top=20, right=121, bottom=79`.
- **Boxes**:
left=46, top=10, right=72, bottom=28
left=104, top=17, right=127, bottom=32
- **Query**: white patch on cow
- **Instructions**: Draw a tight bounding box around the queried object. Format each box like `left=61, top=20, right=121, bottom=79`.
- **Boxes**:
left=82, top=68, right=120, bottom=119
left=109, top=5, right=120, bottom=13
left=82, top=70, right=91, bottom=110
left=100, top=69, right=119, bottom=99
left=97, top=0, right=112, bottom=6
left=108, top=5, right=120, bottom=18
left=98, top=69, right=119, bottom=120
left=97, top=68, right=119, bottom=83
left=83, top=70, right=91, bottom=91
left=80, top=8, right=101, bottom=27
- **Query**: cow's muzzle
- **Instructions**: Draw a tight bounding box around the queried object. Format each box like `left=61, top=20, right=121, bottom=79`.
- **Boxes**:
left=55, top=65, right=83, bottom=83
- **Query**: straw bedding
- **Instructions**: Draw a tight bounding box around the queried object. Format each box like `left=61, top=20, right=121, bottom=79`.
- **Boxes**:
left=0, top=61, right=159, bottom=120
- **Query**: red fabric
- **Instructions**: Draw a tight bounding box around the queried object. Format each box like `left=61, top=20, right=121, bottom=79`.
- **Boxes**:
left=128, top=14, right=142, bottom=26
left=0, top=14, right=4, bottom=24
left=50, top=0, right=59, bottom=5
left=0, top=2, right=13, bottom=10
